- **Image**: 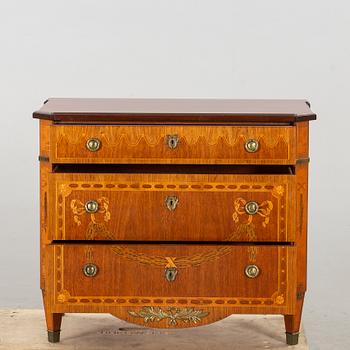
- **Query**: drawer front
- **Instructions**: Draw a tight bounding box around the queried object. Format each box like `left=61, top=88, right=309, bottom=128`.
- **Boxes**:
left=50, top=125, right=296, bottom=164
left=49, top=244, right=296, bottom=326
left=49, top=173, right=296, bottom=242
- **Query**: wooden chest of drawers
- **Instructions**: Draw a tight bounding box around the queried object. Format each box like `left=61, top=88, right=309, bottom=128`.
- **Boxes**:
left=34, top=98, right=316, bottom=346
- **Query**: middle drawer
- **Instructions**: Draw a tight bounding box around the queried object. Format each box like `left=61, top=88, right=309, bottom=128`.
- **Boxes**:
left=48, top=173, right=295, bottom=242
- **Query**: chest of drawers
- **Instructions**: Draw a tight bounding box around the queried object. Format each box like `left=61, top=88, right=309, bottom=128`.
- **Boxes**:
left=34, top=98, right=316, bottom=346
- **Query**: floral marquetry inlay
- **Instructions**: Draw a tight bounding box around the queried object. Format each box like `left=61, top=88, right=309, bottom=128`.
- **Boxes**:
left=128, top=307, right=210, bottom=326
left=57, top=290, right=71, bottom=303
left=59, top=183, right=73, bottom=197
left=274, top=295, right=285, bottom=305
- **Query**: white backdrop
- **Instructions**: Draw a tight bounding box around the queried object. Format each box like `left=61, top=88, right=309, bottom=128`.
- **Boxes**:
left=0, top=1, right=349, bottom=349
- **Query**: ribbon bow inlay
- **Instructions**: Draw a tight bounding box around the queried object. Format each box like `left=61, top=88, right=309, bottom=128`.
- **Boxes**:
left=232, top=198, right=273, bottom=228
left=71, top=197, right=110, bottom=225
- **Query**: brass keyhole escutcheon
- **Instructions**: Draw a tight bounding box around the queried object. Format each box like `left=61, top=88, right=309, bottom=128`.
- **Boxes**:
left=245, top=264, right=260, bottom=278
left=86, top=138, right=101, bottom=152
left=165, top=267, right=178, bottom=282
left=165, top=196, right=179, bottom=211
left=245, top=139, right=259, bottom=153
left=85, top=200, right=99, bottom=214
left=83, top=263, right=98, bottom=277
left=165, top=135, right=180, bottom=149
left=245, top=201, right=259, bottom=215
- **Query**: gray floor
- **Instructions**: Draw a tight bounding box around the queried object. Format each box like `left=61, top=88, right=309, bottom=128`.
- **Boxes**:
left=0, top=310, right=307, bottom=350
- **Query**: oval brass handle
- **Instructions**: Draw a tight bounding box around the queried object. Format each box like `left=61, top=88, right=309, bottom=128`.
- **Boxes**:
left=245, top=264, right=260, bottom=278
left=245, top=139, right=259, bottom=153
left=165, top=135, right=180, bottom=149
left=245, top=201, right=259, bottom=215
left=83, top=263, right=98, bottom=277
left=165, top=196, right=179, bottom=211
left=85, top=200, right=99, bottom=213
left=165, top=267, right=178, bottom=282
left=86, top=138, right=101, bottom=152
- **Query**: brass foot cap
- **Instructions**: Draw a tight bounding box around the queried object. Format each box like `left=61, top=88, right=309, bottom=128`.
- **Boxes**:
left=286, top=332, right=299, bottom=346
left=48, top=330, right=60, bottom=343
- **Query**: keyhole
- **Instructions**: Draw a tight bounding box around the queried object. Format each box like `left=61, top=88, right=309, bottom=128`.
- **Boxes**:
left=166, top=135, right=179, bottom=149
left=165, top=267, right=178, bottom=282
left=165, top=196, right=179, bottom=211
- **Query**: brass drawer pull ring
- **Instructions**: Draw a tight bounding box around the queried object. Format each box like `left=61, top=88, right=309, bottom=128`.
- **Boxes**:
left=245, top=139, right=259, bottom=153
left=165, top=134, right=180, bottom=149
left=86, top=138, right=101, bottom=152
left=165, top=196, right=179, bottom=211
left=245, top=264, right=260, bottom=278
left=83, top=263, right=98, bottom=277
left=245, top=201, right=259, bottom=215
left=85, top=200, right=99, bottom=214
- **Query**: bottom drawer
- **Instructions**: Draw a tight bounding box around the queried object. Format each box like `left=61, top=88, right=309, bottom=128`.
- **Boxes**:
left=48, top=244, right=296, bottom=327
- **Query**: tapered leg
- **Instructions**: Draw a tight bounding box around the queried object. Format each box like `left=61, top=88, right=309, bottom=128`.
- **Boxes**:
left=284, top=298, right=304, bottom=345
left=44, top=310, right=63, bottom=343
left=43, top=291, right=63, bottom=343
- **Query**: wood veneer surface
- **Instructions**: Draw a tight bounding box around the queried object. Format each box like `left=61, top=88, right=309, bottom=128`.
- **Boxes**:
left=34, top=98, right=316, bottom=123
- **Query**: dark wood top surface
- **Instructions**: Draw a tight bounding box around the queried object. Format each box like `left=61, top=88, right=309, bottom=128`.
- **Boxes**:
left=33, top=98, right=316, bottom=124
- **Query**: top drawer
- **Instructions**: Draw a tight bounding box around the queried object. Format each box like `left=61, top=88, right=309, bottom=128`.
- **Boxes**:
left=50, top=125, right=296, bottom=164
